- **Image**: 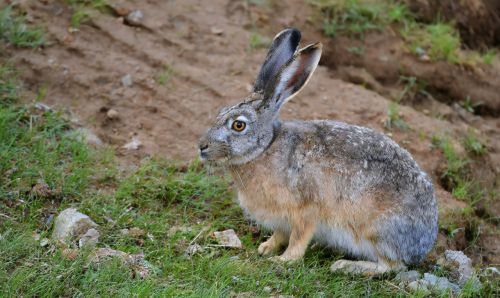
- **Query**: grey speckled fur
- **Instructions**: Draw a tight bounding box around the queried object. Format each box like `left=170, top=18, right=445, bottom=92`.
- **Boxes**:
left=199, top=28, right=438, bottom=266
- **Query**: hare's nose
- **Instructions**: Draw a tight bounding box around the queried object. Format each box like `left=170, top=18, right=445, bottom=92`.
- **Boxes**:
left=199, top=142, right=209, bottom=158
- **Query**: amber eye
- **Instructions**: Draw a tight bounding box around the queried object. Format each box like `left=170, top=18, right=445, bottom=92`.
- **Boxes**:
left=231, top=120, right=246, bottom=132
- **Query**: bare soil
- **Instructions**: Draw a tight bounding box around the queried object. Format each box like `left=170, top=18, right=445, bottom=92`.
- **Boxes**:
left=4, top=0, right=499, bottom=264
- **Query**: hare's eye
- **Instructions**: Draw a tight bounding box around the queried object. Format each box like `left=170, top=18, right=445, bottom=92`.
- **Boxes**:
left=231, top=120, right=246, bottom=132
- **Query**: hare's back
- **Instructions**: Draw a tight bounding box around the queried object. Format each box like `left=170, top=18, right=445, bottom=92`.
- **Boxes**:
left=279, top=120, right=430, bottom=193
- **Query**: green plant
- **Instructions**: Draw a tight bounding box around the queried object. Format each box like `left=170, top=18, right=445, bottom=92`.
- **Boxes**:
left=460, top=96, right=480, bottom=113
left=482, top=49, right=496, bottom=65
left=384, top=101, right=409, bottom=131
left=65, top=0, right=109, bottom=27
left=249, top=32, right=270, bottom=50
left=157, top=65, right=173, bottom=85
left=463, top=129, right=487, bottom=156
left=0, top=6, right=44, bottom=48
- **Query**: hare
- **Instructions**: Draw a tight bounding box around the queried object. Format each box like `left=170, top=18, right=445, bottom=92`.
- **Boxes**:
left=198, top=28, right=438, bottom=275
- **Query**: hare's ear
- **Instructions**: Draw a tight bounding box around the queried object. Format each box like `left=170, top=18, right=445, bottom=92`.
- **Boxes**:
left=253, top=28, right=301, bottom=92
left=262, top=42, right=322, bottom=113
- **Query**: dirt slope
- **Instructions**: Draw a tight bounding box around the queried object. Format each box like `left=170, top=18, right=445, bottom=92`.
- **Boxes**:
left=6, top=0, right=499, bottom=264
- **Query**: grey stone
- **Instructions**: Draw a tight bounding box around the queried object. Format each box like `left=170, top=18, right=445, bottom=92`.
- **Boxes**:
left=73, top=128, right=103, bottom=146
left=214, top=229, right=242, bottom=249
left=407, top=279, right=431, bottom=295
left=185, top=244, right=203, bottom=256
left=423, top=273, right=460, bottom=293
left=78, top=228, right=100, bottom=247
left=263, top=286, right=272, bottom=293
left=90, top=247, right=154, bottom=278
left=437, top=250, right=476, bottom=286
left=395, top=270, right=421, bottom=284
left=121, top=74, right=133, bottom=87
left=125, top=10, right=144, bottom=26
left=52, top=208, right=98, bottom=242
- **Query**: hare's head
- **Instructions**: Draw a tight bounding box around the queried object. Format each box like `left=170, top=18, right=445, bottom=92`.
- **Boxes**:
left=199, top=28, right=322, bottom=164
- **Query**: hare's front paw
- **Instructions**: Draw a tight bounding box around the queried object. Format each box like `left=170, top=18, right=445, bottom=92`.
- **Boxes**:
left=258, top=239, right=278, bottom=256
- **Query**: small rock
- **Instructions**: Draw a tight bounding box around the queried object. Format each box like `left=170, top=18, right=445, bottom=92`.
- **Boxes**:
left=231, top=275, right=241, bottom=283
left=210, top=27, right=224, bottom=35
left=31, top=178, right=52, bottom=197
left=52, top=208, right=98, bottom=243
left=437, top=250, right=475, bottom=286
left=213, top=229, right=242, bottom=249
left=120, top=228, right=130, bottom=235
left=90, top=247, right=153, bottom=278
left=263, top=286, right=272, bottom=293
left=122, top=137, right=142, bottom=150
left=229, top=255, right=240, bottom=261
left=419, top=54, right=430, bottom=62
left=61, top=248, right=79, bottom=260
left=129, top=227, right=145, bottom=237
left=125, top=10, right=144, bottom=26
left=414, top=47, right=426, bottom=57
left=113, top=6, right=130, bottom=16
left=407, top=279, right=431, bottom=295
left=106, top=109, right=119, bottom=119
left=73, top=128, right=103, bottom=146
left=185, top=244, right=203, bottom=256
left=395, top=270, right=421, bottom=284
left=33, top=232, right=41, bottom=241
left=121, top=74, right=133, bottom=87
left=78, top=228, right=100, bottom=247
left=423, top=273, right=460, bottom=293
left=40, top=238, right=49, bottom=247
left=35, top=102, right=53, bottom=112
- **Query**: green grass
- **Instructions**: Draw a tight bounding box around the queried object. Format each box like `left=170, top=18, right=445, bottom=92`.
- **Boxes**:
left=156, top=65, right=173, bottom=85
left=384, top=101, right=409, bottom=131
left=463, top=129, right=487, bottom=156
left=1, top=65, right=497, bottom=297
left=0, top=6, right=44, bottom=48
left=64, top=0, right=109, bottom=27
left=249, top=32, right=271, bottom=50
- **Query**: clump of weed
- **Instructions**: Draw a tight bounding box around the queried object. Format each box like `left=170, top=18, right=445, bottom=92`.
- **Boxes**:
left=156, top=65, right=173, bottom=85
left=384, top=101, right=409, bottom=131
left=0, top=6, right=44, bottom=48
left=0, top=64, right=19, bottom=106
left=249, top=32, right=270, bottom=50
left=65, top=0, right=110, bottom=27
left=431, top=135, right=469, bottom=193
left=463, top=129, right=487, bottom=156
left=482, top=49, right=496, bottom=65
left=460, top=96, right=481, bottom=114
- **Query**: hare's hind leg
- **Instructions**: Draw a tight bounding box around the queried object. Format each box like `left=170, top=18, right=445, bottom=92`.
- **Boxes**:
left=330, top=258, right=405, bottom=276
left=258, top=230, right=288, bottom=256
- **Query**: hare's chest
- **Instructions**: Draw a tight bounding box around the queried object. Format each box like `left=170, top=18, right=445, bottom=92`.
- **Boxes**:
left=235, top=169, right=294, bottom=228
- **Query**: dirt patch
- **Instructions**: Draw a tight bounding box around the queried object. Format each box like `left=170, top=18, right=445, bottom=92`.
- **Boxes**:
left=3, top=0, right=499, bottom=264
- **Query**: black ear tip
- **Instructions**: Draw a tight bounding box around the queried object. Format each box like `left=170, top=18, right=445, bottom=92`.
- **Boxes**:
left=275, top=28, right=301, bottom=45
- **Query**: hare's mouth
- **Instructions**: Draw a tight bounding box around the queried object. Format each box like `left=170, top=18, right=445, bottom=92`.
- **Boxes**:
left=199, top=144, right=231, bottom=163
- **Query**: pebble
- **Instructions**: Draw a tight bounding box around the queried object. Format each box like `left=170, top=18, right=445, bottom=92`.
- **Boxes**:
left=213, top=229, right=243, bottom=249
left=185, top=244, right=203, bottom=256
left=122, top=137, right=142, bottom=150
left=395, top=270, right=421, bottom=284
left=73, top=128, right=103, bottom=146
left=121, top=74, right=133, bottom=87
left=263, top=286, right=272, bottom=293
left=125, top=10, right=144, bottom=26
left=78, top=228, right=100, bottom=247
left=52, top=208, right=98, bottom=243
left=106, top=109, right=119, bottom=119
left=437, top=250, right=475, bottom=286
